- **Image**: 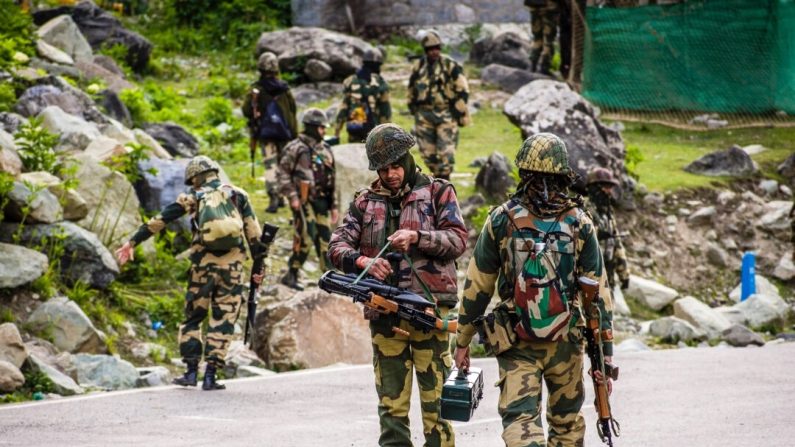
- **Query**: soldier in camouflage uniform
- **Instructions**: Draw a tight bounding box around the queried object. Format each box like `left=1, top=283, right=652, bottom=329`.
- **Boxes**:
left=525, top=0, right=561, bottom=75
left=335, top=48, right=392, bottom=143
left=277, top=108, right=338, bottom=290
left=116, top=156, right=265, bottom=391
left=242, top=52, right=298, bottom=213
left=408, top=30, right=470, bottom=180
left=454, top=133, right=615, bottom=446
left=584, top=167, right=630, bottom=290
left=328, top=124, right=467, bottom=447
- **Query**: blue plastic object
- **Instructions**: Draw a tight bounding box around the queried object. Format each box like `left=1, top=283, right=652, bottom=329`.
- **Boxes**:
left=740, top=252, right=756, bottom=301
left=152, top=321, right=163, bottom=331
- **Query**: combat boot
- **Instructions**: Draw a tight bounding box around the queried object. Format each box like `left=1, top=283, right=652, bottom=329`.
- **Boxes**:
left=280, top=268, right=304, bottom=291
left=539, top=59, right=552, bottom=76
left=172, top=360, right=198, bottom=387
left=265, top=192, right=284, bottom=214
left=202, top=364, right=226, bottom=391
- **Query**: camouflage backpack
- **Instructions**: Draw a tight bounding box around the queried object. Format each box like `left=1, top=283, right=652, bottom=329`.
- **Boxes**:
left=195, top=184, right=245, bottom=251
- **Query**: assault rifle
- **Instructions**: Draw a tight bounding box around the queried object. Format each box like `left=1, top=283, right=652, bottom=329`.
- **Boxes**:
left=249, top=88, right=261, bottom=178
left=579, top=277, right=621, bottom=447
left=318, top=271, right=457, bottom=336
left=244, top=223, right=279, bottom=347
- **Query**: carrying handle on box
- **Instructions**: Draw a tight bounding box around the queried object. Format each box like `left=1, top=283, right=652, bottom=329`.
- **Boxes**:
left=456, top=367, right=468, bottom=380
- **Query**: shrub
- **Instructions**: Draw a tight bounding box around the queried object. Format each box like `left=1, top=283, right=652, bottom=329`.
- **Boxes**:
left=14, top=117, right=61, bottom=173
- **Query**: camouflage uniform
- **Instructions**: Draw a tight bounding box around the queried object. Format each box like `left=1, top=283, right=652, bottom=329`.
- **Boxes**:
left=328, top=125, right=468, bottom=447
left=457, top=134, right=614, bottom=446
left=408, top=33, right=470, bottom=179
left=525, top=0, right=561, bottom=74
left=128, top=161, right=262, bottom=371
left=336, top=51, right=391, bottom=143
left=584, top=169, right=629, bottom=290
left=791, top=202, right=795, bottom=261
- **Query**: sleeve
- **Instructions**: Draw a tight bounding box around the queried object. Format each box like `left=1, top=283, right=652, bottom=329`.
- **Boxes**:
left=241, top=86, right=254, bottom=121
left=336, top=78, right=352, bottom=125
left=328, top=198, right=365, bottom=273
left=578, top=215, right=614, bottom=356
left=448, top=61, right=470, bottom=126
left=328, top=149, right=337, bottom=210
left=285, top=90, right=298, bottom=138
left=407, top=61, right=420, bottom=114
left=415, top=182, right=467, bottom=260
left=277, top=142, right=300, bottom=200
left=377, top=77, right=392, bottom=123
left=234, top=188, right=262, bottom=248
left=129, top=193, right=192, bottom=246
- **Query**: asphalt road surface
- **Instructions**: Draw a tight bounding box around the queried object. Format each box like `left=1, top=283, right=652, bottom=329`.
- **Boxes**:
left=2, top=342, right=794, bottom=447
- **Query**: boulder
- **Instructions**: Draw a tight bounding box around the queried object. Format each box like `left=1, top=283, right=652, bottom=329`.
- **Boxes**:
left=73, top=353, right=138, bottom=390
left=70, top=1, right=152, bottom=72
left=0, top=323, right=28, bottom=369
left=256, top=27, right=377, bottom=80
left=92, top=54, right=125, bottom=76
left=504, top=80, right=627, bottom=184
left=99, top=118, right=136, bottom=146
left=252, top=289, right=371, bottom=371
left=757, top=200, right=793, bottom=232
left=673, top=296, right=732, bottom=340
left=624, top=275, right=679, bottom=311
left=15, top=85, right=85, bottom=119
left=27, top=354, right=84, bottom=396
left=133, top=157, right=191, bottom=233
left=614, top=338, right=651, bottom=353
left=235, top=365, right=277, bottom=378
left=684, top=145, right=758, bottom=177
left=224, top=340, right=269, bottom=378
left=715, top=306, right=747, bottom=326
left=480, top=64, right=548, bottom=93
left=0, top=360, right=25, bottom=393
left=332, top=143, right=373, bottom=213
left=773, top=255, right=795, bottom=281
left=778, top=153, right=795, bottom=184
left=732, top=293, right=789, bottom=329
left=0, top=132, right=23, bottom=176
left=132, top=129, right=171, bottom=159
left=129, top=342, right=167, bottom=362
left=38, top=105, right=102, bottom=152
left=74, top=59, right=133, bottom=94
left=0, top=221, right=119, bottom=289
left=82, top=136, right=127, bottom=162
left=0, top=243, right=49, bottom=289
left=649, top=316, right=706, bottom=343
left=36, top=39, right=74, bottom=65
left=470, top=32, right=534, bottom=70
left=611, top=286, right=631, bottom=316
left=475, top=151, right=515, bottom=200
left=136, top=366, right=171, bottom=387
left=292, top=82, right=344, bottom=108
left=728, top=275, right=779, bottom=303
left=704, top=242, right=729, bottom=268
left=0, top=112, right=27, bottom=134
left=4, top=181, right=63, bottom=224
left=18, top=171, right=88, bottom=221
left=28, top=57, right=81, bottom=80
left=304, top=58, right=333, bottom=82
left=36, top=14, right=93, bottom=62
left=686, top=206, right=716, bottom=226
left=97, top=89, right=132, bottom=126
left=721, top=324, right=765, bottom=347
left=142, top=123, right=199, bottom=158
left=26, top=296, right=106, bottom=354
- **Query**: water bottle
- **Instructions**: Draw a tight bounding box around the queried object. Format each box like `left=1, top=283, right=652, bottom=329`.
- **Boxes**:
left=740, top=252, right=756, bottom=302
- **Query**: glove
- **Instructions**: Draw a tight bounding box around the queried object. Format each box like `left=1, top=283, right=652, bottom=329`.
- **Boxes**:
left=620, top=278, right=630, bottom=290
left=363, top=307, right=381, bottom=321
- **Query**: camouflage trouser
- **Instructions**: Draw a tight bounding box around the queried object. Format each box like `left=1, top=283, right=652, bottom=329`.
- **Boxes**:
left=497, top=338, right=586, bottom=447
left=529, top=0, right=561, bottom=71
left=180, top=262, right=245, bottom=367
left=603, top=240, right=628, bottom=289
left=414, top=108, right=458, bottom=178
left=371, top=307, right=455, bottom=447
left=288, top=198, right=331, bottom=270
left=261, top=139, right=287, bottom=196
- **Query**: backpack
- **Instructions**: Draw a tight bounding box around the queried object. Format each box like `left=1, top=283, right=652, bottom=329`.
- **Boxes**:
left=257, top=95, right=292, bottom=141
left=195, top=184, right=245, bottom=251
left=504, top=204, right=578, bottom=342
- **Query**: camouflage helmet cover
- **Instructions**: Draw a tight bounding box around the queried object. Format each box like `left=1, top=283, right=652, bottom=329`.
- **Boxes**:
left=184, top=155, right=220, bottom=185
left=302, top=107, right=329, bottom=127
left=421, top=30, right=443, bottom=48
left=365, top=123, right=416, bottom=170
left=515, top=133, right=571, bottom=175
left=586, top=167, right=620, bottom=186
left=257, top=52, right=279, bottom=72
left=362, top=48, right=383, bottom=63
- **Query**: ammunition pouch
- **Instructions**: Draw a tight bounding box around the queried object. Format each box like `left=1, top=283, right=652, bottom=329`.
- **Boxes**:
left=478, top=307, right=518, bottom=356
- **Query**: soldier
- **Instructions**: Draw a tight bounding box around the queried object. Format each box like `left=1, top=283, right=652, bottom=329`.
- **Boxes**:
left=334, top=48, right=392, bottom=143
left=791, top=202, right=794, bottom=261
left=407, top=30, right=470, bottom=180
left=584, top=167, right=630, bottom=290
left=525, top=0, right=561, bottom=75
left=328, top=124, right=467, bottom=447
left=115, top=156, right=265, bottom=391
left=454, top=133, right=615, bottom=446
left=242, top=51, right=298, bottom=213
left=277, top=108, right=338, bottom=290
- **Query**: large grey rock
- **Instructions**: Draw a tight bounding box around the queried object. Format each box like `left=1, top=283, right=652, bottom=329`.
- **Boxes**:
left=253, top=289, right=371, bottom=371
left=235, top=365, right=277, bottom=378
left=129, top=342, right=167, bottom=362
left=36, top=39, right=74, bottom=65
left=133, top=157, right=191, bottom=233
left=132, top=129, right=171, bottom=159
left=704, top=242, right=729, bottom=268
left=82, top=136, right=127, bottom=162
left=38, top=105, right=102, bottom=151
left=471, top=32, right=533, bottom=70
left=0, top=323, right=28, bottom=369
left=75, top=59, right=133, bottom=94
left=19, top=171, right=89, bottom=221
left=480, top=63, right=548, bottom=93
left=732, top=293, right=789, bottom=329
left=475, top=151, right=515, bottom=200
left=0, top=360, right=25, bottom=393
left=224, top=340, right=268, bottom=378
left=26, top=297, right=106, bottom=354
left=773, top=255, right=795, bottom=281
left=0, top=129, right=23, bottom=176
left=729, top=275, right=779, bottom=303
left=27, top=354, right=84, bottom=396
left=74, top=353, right=138, bottom=390
left=292, top=82, right=344, bottom=107
left=673, top=296, right=732, bottom=340
left=611, top=286, right=631, bottom=316
left=0, top=221, right=119, bottom=289
left=504, top=80, right=627, bottom=184
left=304, top=58, right=333, bottom=82
left=16, top=76, right=106, bottom=123
left=142, top=123, right=199, bottom=158
left=0, top=112, right=27, bottom=134
left=687, top=206, right=716, bottom=226
left=0, top=243, right=48, bottom=289
left=624, top=275, right=679, bottom=311
left=36, top=15, right=93, bottom=62
left=256, top=27, right=376, bottom=80
left=615, top=338, right=651, bottom=353
left=649, top=316, right=706, bottom=343
left=757, top=200, right=793, bottom=232
left=97, top=89, right=132, bottom=126
left=715, top=306, right=747, bottom=326
left=777, top=152, right=795, bottom=184
left=721, top=324, right=765, bottom=347
left=332, top=143, right=373, bottom=214
left=4, top=181, right=63, bottom=224
left=136, top=366, right=171, bottom=387
left=684, top=145, right=758, bottom=177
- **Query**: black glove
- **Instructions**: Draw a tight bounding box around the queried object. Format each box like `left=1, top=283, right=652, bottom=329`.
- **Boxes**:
left=620, top=278, right=630, bottom=290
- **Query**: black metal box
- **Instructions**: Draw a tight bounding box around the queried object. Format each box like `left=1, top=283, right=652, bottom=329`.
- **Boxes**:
left=440, top=367, right=484, bottom=422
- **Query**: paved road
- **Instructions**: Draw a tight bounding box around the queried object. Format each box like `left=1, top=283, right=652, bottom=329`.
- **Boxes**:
left=1, top=342, right=794, bottom=447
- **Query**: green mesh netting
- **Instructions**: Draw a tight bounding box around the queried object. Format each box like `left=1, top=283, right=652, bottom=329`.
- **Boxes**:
left=582, top=0, right=795, bottom=116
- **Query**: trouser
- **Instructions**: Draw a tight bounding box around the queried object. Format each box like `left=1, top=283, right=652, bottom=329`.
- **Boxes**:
left=529, top=0, right=561, bottom=72
left=497, top=338, right=586, bottom=447
left=371, top=307, right=455, bottom=447
left=288, top=197, right=331, bottom=270
left=179, top=262, right=245, bottom=367
left=414, top=108, right=458, bottom=178
left=261, top=139, right=287, bottom=195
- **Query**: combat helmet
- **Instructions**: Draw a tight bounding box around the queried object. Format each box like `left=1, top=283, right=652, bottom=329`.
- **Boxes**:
left=420, top=30, right=443, bottom=49
left=365, top=123, right=416, bottom=170
left=302, top=108, right=329, bottom=127
left=184, top=155, right=220, bottom=185
left=586, top=167, right=620, bottom=186
left=514, top=133, right=571, bottom=175
left=257, top=52, right=279, bottom=73
left=362, top=48, right=383, bottom=64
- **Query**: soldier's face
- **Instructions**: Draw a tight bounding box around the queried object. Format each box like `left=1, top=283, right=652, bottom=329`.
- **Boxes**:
left=425, top=47, right=441, bottom=62
left=377, top=163, right=405, bottom=192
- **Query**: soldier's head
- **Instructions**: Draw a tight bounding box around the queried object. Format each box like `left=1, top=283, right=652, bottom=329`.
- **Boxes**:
left=301, top=107, right=329, bottom=140
left=184, top=155, right=220, bottom=188
left=257, top=52, right=279, bottom=76
left=366, top=123, right=418, bottom=192
left=420, top=30, right=442, bottom=62
left=514, top=133, right=575, bottom=202
left=586, top=166, right=620, bottom=201
left=362, top=48, right=384, bottom=72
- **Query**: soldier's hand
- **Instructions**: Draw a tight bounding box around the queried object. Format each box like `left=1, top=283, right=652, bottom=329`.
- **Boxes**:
left=290, top=197, right=301, bottom=211
left=388, top=229, right=419, bottom=252
left=252, top=273, right=264, bottom=286
left=454, top=346, right=470, bottom=371
left=115, top=242, right=134, bottom=266
left=355, top=256, right=392, bottom=280
left=330, top=208, right=339, bottom=226
left=620, top=278, right=629, bottom=290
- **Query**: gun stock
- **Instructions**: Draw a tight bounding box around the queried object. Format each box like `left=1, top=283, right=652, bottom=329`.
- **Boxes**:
left=244, top=223, right=279, bottom=347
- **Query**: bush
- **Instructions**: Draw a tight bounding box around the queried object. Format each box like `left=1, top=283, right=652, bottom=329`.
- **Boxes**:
left=14, top=117, right=61, bottom=173
left=0, top=0, right=35, bottom=71
left=0, top=82, right=16, bottom=113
